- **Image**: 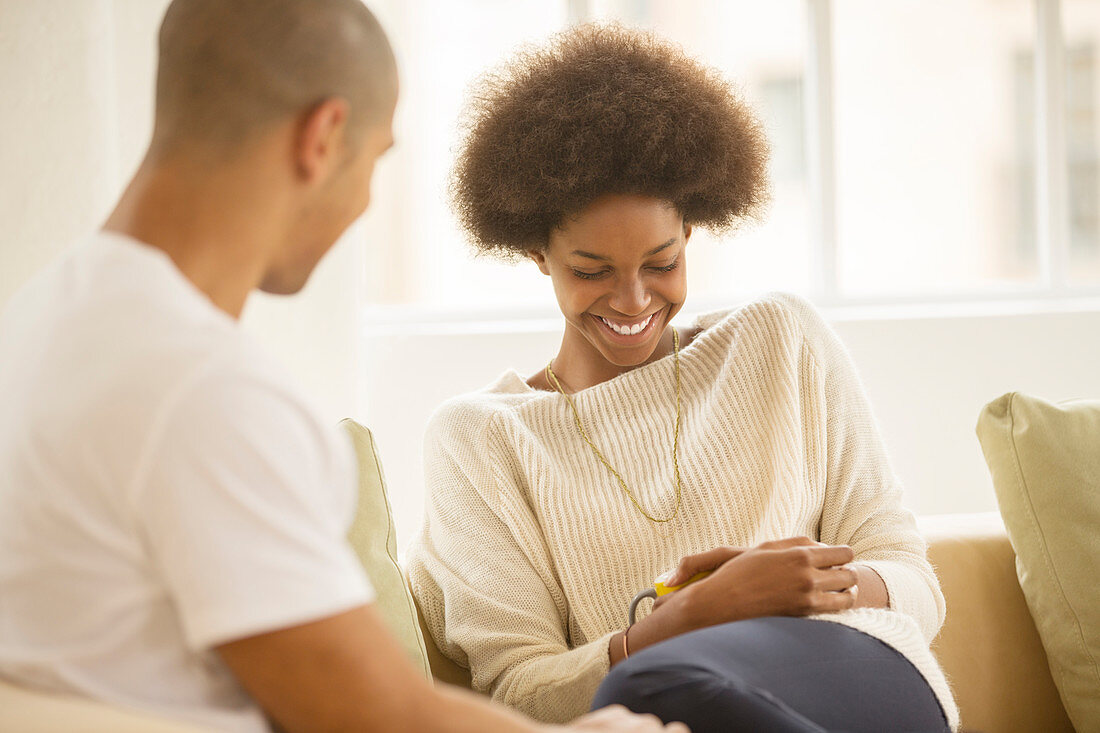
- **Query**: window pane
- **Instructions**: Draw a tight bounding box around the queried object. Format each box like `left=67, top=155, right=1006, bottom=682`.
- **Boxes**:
left=370, top=0, right=812, bottom=311
left=833, top=0, right=1037, bottom=298
left=1065, top=0, right=1100, bottom=286
left=365, top=1, right=567, bottom=308
left=591, top=0, right=811, bottom=302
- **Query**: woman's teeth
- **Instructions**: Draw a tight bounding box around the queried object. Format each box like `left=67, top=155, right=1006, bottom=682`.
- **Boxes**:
left=600, top=313, right=653, bottom=336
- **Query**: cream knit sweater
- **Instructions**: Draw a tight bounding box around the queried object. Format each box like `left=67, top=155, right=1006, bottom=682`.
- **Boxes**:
left=407, top=293, right=958, bottom=730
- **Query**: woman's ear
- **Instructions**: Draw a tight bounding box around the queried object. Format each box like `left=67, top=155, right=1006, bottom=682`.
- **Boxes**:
left=683, top=222, right=693, bottom=242
left=526, top=249, right=551, bottom=276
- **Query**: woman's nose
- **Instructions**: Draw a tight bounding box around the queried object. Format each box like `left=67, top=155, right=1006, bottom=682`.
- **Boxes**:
left=608, top=274, right=651, bottom=316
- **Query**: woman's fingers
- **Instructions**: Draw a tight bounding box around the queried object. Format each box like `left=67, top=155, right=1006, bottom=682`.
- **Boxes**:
left=814, top=583, right=859, bottom=612
left=798, top=544, right=854, bottom=569
left=814, top=564, right=860, bottom=593
left=656, top=543, right=863, bottom=625
left=664, top=545, right=742, bottom=586
left=667, top=540, right=849, bottom=587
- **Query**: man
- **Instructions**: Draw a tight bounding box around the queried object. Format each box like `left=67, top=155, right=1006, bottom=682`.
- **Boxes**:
left=0, top=2, right=683, bottom=732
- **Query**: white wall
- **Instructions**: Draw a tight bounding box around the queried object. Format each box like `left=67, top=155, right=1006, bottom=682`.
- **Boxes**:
left=1, top=1, right=128, bottom=304
left=0, top=0, right=367, bottom=423
left=361, top=302, right=1100, bottom=550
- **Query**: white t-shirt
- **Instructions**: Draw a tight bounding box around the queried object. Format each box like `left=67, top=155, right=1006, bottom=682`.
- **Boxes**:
left=0, top=232, right=374, bottom=732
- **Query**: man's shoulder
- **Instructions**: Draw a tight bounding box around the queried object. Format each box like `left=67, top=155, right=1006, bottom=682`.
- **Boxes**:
left=2, top=231, right=240, bottom=376
left=0, top=231, right=319, bottom=484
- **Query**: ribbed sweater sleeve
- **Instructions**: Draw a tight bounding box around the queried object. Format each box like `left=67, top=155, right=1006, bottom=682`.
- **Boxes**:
left=408, top=405, right=613, bottom=723
left=779, top=294, right=946, bottom=643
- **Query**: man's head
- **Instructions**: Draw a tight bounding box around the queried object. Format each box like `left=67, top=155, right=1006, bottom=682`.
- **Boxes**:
left=151, top=0, right=398, bottom=294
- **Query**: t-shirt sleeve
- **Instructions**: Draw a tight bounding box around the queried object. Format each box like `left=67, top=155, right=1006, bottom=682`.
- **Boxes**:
left=130, top=353, right=373, bottom=651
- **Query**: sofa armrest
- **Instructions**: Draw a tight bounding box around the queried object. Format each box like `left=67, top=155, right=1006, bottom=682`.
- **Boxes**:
left=919, top=512, right=1073, bottom=733
left=412, top=592, right=474, bottom=690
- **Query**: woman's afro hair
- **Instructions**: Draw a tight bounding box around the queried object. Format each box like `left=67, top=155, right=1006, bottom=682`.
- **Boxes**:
left=451, top=23, right=771, bottom=258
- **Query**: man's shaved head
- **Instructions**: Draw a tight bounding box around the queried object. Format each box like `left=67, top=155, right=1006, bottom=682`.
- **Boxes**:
left=153, top=0, right=396, bottom=154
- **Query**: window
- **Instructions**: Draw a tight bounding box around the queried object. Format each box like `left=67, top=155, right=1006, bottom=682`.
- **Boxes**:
left=1065, top=0, right=1100, bottom=284
left=585, top=0, right=812, bottom=304
left=1016, top=43, right=1100, bottom=277
left=833, top=0, right=1036, bottom=298
left=364, top=1, right=567, bottom=311
left=363, top=0, right=1100, bottom=318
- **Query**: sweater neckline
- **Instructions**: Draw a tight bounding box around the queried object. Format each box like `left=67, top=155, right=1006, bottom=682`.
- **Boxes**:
left=496, top=307, right=733, bottom=399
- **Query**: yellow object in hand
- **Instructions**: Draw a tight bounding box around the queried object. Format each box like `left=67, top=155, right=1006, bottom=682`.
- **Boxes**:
left=654, top=569, right=713, bottom=596
left=628, top=569, right=715, bottom=624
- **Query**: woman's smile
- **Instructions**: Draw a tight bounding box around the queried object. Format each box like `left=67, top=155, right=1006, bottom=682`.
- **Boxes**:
left=591, top=308, right=663, bottom=344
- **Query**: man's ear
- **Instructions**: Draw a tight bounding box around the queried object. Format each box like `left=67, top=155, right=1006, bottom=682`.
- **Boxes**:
left=295, top=97, right=351, bottom=183
left=526, top=249, right=551, bottom=276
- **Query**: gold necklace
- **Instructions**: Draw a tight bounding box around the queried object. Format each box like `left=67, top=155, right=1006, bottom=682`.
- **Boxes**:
left=545, top=328, right=683, bottom=524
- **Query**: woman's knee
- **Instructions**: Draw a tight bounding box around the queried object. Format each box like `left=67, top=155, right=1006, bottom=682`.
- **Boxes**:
left=591, top=651, right=825, bottom=733
left=593, top=654, right=720, bottom=712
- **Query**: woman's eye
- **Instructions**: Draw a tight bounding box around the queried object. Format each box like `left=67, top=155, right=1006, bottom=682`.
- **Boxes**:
left=649, top=259, right=680, bottom=273
left=572, top=269, right=608, bottom=280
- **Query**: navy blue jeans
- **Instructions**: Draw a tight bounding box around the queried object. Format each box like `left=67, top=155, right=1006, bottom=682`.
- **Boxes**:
left=591, top=617, right=949, bottom=733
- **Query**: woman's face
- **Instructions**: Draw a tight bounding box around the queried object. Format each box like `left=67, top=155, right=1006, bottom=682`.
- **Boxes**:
left=530, top=194, right=690, bottom=369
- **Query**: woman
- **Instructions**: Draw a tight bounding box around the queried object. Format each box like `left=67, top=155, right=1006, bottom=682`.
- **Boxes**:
left=408, top=24, right=956, bottom=733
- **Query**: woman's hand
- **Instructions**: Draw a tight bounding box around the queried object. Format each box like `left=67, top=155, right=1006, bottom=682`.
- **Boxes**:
left=662, top=536, right=857, bottom=628
left=660, top=545, right=745, bottom=588
left=610, top=537, right=860, bottom=667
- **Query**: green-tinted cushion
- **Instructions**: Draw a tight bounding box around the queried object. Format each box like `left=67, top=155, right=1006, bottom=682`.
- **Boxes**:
left=976, top=393, right=1100, bottom=730
left=340, top=419, right=431, bottom=679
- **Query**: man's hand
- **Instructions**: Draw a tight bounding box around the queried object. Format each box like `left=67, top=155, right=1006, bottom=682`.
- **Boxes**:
left=565, top=706, right=689, bottom=732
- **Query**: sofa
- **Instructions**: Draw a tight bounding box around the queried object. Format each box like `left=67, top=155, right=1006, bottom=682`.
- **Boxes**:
left=1, top=413, right=1085, bottom=732
left=1, top=510, right=1073, bottom=732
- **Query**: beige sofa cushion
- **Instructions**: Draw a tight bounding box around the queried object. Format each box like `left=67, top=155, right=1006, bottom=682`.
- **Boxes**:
left=976, top=392, right=1100, bottom=731
left=921, top=512, right=1073, bottom=733
left=341, top=419, right=431, bottom=679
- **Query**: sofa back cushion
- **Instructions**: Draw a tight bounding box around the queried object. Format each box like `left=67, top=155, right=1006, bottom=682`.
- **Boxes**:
left=341, top=419, right=431, bottom=679
left=976, top=392, right=1100, bottom=731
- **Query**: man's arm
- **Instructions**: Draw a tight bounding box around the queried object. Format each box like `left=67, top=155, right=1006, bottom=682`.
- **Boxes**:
left=217, top=604, right=681, bottom=733
left=217, top=604, right=542, bottom=733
